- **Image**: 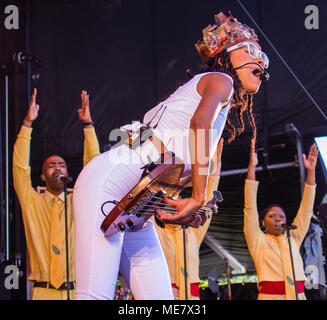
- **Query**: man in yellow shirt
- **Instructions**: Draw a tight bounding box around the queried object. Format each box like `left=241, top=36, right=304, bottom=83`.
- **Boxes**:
left=13, top=89, right=100, bottom=300
left=155, top=139, right=223, bottom=300
left=244, top=139, right=318, bottom=300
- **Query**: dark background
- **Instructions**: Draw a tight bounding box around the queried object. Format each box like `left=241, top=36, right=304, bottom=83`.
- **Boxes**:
left=1, top=0, right=327, bottom=299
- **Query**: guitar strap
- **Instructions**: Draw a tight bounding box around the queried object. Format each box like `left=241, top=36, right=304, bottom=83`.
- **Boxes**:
left=148, top=135, right=169, bottom=157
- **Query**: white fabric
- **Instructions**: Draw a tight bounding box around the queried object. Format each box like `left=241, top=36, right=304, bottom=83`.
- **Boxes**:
left=73, top=71, right=234, bottom=300
left=143, top=72, right=234, bottom=172
left=73, top=145, right=173, bottom=300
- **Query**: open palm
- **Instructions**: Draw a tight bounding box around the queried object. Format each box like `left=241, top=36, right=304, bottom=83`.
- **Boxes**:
left=78, top=90, right=92, bottom=123
left=25, top=88, right=39, bottom=122
left=303, top=143, right=318, bottom=171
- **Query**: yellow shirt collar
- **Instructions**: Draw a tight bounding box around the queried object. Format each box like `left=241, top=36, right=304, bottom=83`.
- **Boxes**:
left=43, top=190, right=65, bottom=204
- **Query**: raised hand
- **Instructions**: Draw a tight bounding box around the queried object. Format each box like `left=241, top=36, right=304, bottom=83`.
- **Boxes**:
left=78, top=90, right=93, bottom=124
left=249, top=138, right=258, bottom=168
left=303, top=143, right=318, bottom=172
left=247, top=138, right=258, bottom=181
left=23, top=88, right=39, bottom=128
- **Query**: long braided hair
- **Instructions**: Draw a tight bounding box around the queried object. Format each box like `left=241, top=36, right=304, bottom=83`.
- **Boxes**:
left=190, top=49, right=257, bottom=143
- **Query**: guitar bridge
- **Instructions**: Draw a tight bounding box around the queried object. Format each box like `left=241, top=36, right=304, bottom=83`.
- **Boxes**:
left=126, top=190, right=168, bottom=218
left=127, top=191, right=155, bottom=217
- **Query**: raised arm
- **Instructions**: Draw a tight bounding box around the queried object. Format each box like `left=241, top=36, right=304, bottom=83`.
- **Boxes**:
left=156, top=74, right=233, bottom=226
left=78, top=90, right=100, bottom=166
left=302, top=143, right=317, bottom=186
left=13, top=88, right=39, bottom=204
left=243, top=138, right=263, bottom=251
left=292, top=143, right=318, bottom=245
left=246, top=138, right=258, bottom=181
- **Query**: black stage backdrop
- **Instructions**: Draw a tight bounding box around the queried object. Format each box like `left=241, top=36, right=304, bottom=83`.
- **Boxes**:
left=1, top=0, right=327, bottom=297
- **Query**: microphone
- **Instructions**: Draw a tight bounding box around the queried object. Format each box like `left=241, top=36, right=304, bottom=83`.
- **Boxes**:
left=56, top=173, right=73, bottom=185
left=234, top=62, right=270, bottom=81
left=277, top=222, right=297, bottom=230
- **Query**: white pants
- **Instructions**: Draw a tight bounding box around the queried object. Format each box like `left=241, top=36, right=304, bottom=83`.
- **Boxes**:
left=73, top=145, right=173, bottom=300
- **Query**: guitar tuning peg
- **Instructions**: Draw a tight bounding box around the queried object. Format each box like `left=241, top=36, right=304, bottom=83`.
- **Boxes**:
left=213, top=191, right=223, bottom=203
left=211, top=205, right=218, bottom=214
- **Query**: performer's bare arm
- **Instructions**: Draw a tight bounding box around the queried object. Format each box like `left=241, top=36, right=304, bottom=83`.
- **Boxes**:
left=156, top=74, right=233, bottom=227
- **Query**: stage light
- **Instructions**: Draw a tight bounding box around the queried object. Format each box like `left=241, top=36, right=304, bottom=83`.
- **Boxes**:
left=314, top=136, right=327, bottom=171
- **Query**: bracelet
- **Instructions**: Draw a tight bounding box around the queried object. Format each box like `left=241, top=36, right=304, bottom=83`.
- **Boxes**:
left=83, top=121, right=94, bottom=127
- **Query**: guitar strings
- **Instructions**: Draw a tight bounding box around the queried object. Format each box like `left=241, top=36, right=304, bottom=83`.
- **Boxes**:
left=135, top=205, right=210, bottom=215
left=141, top=202, right=209, bottom=214
left=128, top=194, right=211, bottom=217
left=146, top=195, right=211, bottom=214
left=136, top=209, right=210, bottom=216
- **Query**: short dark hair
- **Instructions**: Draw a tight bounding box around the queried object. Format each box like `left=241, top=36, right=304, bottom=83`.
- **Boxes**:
left=260, top=204, right=286, bottom=221
left=41, top=154, right=66, bottom=174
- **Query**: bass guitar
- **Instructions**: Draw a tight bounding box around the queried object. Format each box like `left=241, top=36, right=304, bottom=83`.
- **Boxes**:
left=100, top=156, right=222, bottom=236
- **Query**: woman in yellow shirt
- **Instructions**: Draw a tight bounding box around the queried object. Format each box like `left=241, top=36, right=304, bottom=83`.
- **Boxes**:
left=244, top=139, right=318, bottom=300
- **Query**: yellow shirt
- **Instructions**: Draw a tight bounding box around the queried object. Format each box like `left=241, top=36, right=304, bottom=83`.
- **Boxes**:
left=243, top=179, right=316, bottom=284
left=13, top=126, right=100, bottom=282
left=155, top=175, right=220, bottom=299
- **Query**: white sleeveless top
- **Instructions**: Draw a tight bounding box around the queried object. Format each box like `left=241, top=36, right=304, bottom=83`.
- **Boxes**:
left=143, top=72, right=234, bottom=172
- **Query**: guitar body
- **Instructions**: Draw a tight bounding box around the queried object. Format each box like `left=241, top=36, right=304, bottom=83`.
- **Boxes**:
left=100, top=161, right=186, bottom=236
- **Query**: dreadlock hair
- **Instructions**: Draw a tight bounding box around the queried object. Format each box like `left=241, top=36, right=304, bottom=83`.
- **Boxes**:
left=193, top=49, right=257, bottom=143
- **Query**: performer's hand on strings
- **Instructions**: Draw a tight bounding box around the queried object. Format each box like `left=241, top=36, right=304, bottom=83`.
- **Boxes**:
left=156, top=197, right=205, bottom=228
left=23, top=88, right=39, bottom=128
left=78, top=90, right=93, bottom=125
left=156, top=139, right=226, bottom=228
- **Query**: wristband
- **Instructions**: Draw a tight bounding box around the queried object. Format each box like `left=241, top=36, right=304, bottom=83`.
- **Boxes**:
left=83, top=121, right=94, bottom=127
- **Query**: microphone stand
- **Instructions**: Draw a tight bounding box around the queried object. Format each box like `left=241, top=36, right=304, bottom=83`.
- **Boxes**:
left=63, top=183, right=70, bottom=300
left=225, top=259, right=232, bottom=300
left=182, top=226, right=188, bottom=300
left=285, top=226, right=299, bottom=300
